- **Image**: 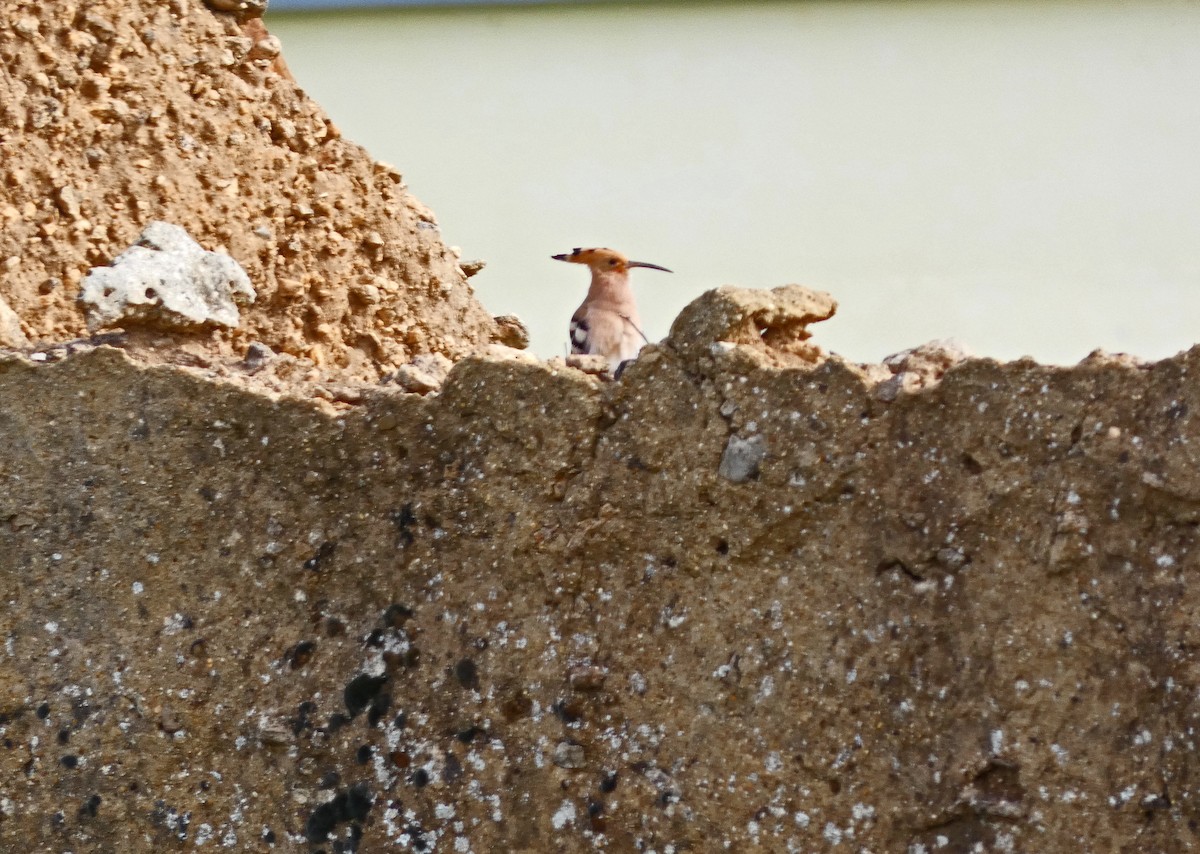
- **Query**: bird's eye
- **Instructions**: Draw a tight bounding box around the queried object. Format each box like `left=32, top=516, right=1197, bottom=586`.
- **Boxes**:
left=610, top=259, right=618, bottom=266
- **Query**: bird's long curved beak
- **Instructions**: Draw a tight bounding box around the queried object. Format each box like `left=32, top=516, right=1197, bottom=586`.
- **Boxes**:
left=627, top=261, right=673, bottom=273
left=551, top=253, right=571, bottom=262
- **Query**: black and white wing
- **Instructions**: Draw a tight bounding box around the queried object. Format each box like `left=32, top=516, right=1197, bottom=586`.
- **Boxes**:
left=569, top=310, right=591, bottom=355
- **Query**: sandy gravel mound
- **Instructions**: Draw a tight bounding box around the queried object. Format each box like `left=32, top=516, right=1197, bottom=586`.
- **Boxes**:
left=0, top=0, right=500, bottom=380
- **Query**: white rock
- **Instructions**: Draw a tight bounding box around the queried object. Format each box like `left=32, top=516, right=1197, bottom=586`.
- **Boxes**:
left=0, top=294, right=29, bottom=347
left=79, top=221, right=254, bottom=332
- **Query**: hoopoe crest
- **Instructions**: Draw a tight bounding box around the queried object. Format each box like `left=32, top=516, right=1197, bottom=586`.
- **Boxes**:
left=552, top=247, right=672, bottom=376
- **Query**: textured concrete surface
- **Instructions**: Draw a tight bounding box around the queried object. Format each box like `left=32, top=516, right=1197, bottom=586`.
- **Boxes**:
left=2, top=298, right=1199, bottom=851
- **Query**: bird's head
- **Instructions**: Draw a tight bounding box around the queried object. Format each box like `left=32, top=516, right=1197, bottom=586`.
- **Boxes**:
left=551, top=247, right=672, bottom=275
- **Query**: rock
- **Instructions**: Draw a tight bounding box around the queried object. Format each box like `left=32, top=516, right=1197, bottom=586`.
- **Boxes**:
left=718, top=434, right=766, bottom=483
left=393, top=352, right=453, bottom=394
left=319, top=385, right=363, bottom=406
left=553, top=742, right=585, bottom=769
left=203, top=0, right=267, bottom=17
left=1080, top=348, right=1147, bottom=369
left=79, top=222, right=255, bottom=332
left=372, top=411, right=399, bottom=431
left=247, top=35, right=282, bottom=61
left=567, top=665, right=607, bottom=692
left=393, top=365, right=441, bottom=394
left=257, top=716, right=293, bottom=745
left=0, top=294, right=29, bottom=348
left=478, top=343, right=540, bottom=365
left=565, top=353, right=610, bottom=376
left=883, top=338, right=971, bottom=378
left=492, top=314, right=528, bottom=349
left=875, top=338, right=972, bottom=401
left=668, top=285, right=836, bottom=367
left=460, top=260, right=486, bottom=279
left=159, top=705, right=183, bottom=734
left=241, top=341, right=275, bottom=372
left=54, top=186, right=82, bottom=220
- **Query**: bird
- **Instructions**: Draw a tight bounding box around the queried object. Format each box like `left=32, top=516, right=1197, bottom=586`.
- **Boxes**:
left=551, top=247, right=672, bottom=376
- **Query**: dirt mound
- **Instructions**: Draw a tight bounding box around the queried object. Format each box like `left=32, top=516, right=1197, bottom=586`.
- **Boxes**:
left=0, top=0, right=500, bottom=380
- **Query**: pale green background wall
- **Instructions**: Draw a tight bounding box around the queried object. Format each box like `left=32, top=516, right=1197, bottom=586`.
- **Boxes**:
left=268, top=1, right=1200, bottom=365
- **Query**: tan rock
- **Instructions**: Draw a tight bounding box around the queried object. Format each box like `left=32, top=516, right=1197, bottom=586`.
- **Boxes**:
left=667, top=284, right=836, bottom=367
left=393, top=352, right=453, bottom=394
left=478, top=343, right=540, bottom=365
left=0, top=295, right=30, bottom=347
left=875, top=338, right=973, bottom=401
left=564, top=353, right=610, bottom=376
left=492, top=313, right=529, bottom=349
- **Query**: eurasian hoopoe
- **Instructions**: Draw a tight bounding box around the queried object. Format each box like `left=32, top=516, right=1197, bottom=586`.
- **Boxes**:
left=551, top=247, right=672, bottom=375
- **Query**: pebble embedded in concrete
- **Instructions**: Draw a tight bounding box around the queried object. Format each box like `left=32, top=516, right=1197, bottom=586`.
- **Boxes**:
left=718, top=434, right=766, bottom=483
left=553, top=742, right=586, bottom=769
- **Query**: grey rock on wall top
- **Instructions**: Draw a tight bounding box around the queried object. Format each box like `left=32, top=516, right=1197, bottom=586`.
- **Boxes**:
left=79, top=221, right=255, bottom=332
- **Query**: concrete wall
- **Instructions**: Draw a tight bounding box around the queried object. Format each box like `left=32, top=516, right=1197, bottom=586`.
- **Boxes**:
left=3, top=299, right=1199, bottom=850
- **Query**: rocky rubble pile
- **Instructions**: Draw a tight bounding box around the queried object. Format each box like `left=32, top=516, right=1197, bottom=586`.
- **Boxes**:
left=0, top=0, right=501, bottom=381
